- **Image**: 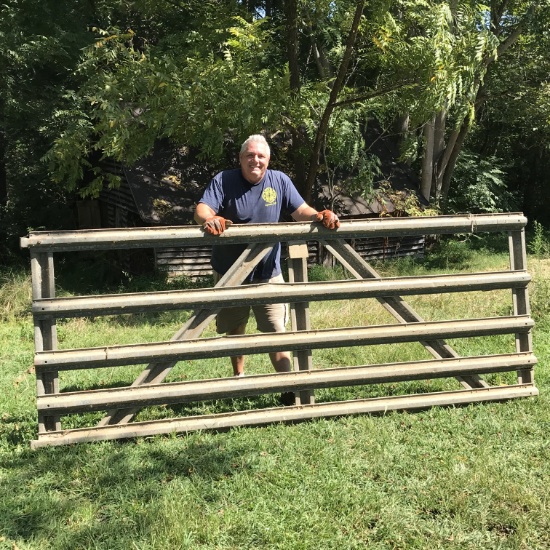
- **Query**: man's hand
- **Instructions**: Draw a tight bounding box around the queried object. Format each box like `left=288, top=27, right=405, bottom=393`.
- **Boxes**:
left=203, top=216, right=232, bottom=235
left=315, top=210, right=340, bottom=230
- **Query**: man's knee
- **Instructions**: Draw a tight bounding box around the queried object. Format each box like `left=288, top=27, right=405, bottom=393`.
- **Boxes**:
left=255, top=303, right=288, bottom=333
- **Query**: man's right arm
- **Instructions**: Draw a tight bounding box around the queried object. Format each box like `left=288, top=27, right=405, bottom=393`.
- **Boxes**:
left=195, top=202, right=231, bottom=236
left=194, top=202, right=217, bottom=225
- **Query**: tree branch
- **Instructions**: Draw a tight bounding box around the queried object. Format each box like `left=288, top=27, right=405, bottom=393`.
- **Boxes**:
left=303, top=0, right=366, bottom=203
left=332, top=82, right=419, bottom=108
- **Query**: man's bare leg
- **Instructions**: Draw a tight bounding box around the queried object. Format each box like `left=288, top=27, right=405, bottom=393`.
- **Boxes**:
left=228, top=323, right=247, bottom=376
left=270, top=351, right=295, bottom=405
left=269, top=351, right=292, bottom=373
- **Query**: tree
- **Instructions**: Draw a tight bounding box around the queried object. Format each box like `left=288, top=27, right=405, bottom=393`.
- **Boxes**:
left=3, top=0, right=550, bottom=251
left=42, top=1, right=425, bottom=199
left=0, top=0, right=111, bottom=252
left=389, top=0, right=550, bottom=207
left=467, top=2, right=550, bottom=222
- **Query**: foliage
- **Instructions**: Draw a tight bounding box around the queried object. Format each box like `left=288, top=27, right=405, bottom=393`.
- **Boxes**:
left=446, top=152, right=517, bottom=214
left=368, top=180, right=439, bottom=217
left=530, top=274, right=550, bottom=325
left=0, top=0, right=111, bottom=246
left=470, top=5, right=550, bottom=224
left=423, top=237, right=474, bottom=269
left=2, top=0, right=550, bottom=253
left=374, top=1, right=496, bottom=124
left=528, top=221, right=550, bottom=259
left=43, top=15, right=290, bottom=196
left=0, top=268, right=32, bottom=322
left=527, top=223, right=550, bottom=324
left=34, top=0, right=514, bottom=199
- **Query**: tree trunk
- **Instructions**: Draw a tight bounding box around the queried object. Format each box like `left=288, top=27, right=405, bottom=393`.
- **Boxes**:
left=440, top=118, right=471, bottom=204
left=283, top=0, right=310, bottom=196
left=284, top=0, right=300, bottom=93
left=432, top=108, right=447, bottom=199
left=0, top=129, right=7, bottom=205
left=303, top=0, right=365, bottom=204
left=393, top=112, right=410, bottom=155
left=434, top=2, right=530, bottom=209
left=420, top=115, right=435, bottom=201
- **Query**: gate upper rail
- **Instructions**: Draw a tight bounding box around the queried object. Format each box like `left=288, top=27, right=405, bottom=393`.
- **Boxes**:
left=21, top=213, right=527, bottom=251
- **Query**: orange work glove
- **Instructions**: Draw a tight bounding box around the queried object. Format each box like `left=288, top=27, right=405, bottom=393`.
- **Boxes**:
left=203, top=216, right=232, bottom=235
left=315, top=209, right=340, bottom=230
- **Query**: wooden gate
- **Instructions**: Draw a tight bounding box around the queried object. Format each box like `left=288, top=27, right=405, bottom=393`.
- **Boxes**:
left=20, top=213, right=537, bottom=448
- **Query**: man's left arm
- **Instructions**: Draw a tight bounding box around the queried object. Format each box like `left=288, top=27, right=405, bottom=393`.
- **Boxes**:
left=291, top=203, right=340, bottom=230
left=291, top=203, right=318, bottom=222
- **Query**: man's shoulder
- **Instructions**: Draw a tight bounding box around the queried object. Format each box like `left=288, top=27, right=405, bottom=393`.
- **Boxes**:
left=210, top=169, right=244, bottom=190
left=216, top=168, right=242, bottom=180
left=265, top=169, right=292, bottom=185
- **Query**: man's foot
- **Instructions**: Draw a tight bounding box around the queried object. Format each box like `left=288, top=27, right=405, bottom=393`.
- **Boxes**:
left=279, top=392, right=296, bottom=406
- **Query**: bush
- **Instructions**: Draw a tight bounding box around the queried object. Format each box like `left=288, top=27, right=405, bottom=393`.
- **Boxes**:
left=423, top=237, right=474, bottom=269
left=528, top=221, right=550, bottom=259
left=530, top=276, right=550, bottom=324
left=447, top=152, right=518, bottom=214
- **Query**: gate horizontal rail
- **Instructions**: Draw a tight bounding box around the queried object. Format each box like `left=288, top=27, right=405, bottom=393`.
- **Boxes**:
left=32, top=271, right=530, bottom=318
left=21, top=213, right=527, bottom=251
left=35, top=316, right=533, bottom=371
left=31, top=384, right=538, bottom=449
left=37, top=353, right=537, bottom=415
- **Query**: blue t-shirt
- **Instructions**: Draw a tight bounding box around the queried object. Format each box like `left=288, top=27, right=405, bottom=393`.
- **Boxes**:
left=199, top=169, right=305, bottom=280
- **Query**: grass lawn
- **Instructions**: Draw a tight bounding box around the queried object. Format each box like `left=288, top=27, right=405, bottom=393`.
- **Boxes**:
left=1, top=241, right=549, bottom=549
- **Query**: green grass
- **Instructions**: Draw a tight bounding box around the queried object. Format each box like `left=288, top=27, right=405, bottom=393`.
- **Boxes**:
left=1, top=242, right=550, bottom=549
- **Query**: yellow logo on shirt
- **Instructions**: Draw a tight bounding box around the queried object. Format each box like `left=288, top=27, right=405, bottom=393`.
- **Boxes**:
left=262, top=187, right=277, bottom=206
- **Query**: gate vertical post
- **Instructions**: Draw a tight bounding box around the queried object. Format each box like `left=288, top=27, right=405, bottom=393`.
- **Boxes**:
left=287, top=242, right=314, bottom=405
left=508, top=228, right=533, bottom=384
left=30, top=250, right=61, bottom=432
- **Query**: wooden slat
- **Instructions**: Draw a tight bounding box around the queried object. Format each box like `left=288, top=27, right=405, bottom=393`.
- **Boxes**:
left=20, top=214, right=528, bottom=252
left=31, top=251, right=61, bottom=433
left=509, top=229, right=533, bottom=384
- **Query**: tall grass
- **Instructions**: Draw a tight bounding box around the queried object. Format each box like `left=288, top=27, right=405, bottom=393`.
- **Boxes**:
left=1, top=236, right=550, bottom=549
left=0, top=268, right=32, bottom=322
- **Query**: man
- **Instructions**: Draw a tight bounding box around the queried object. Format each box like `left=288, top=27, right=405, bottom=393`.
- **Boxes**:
left=194, top=135, right=339, bottom=399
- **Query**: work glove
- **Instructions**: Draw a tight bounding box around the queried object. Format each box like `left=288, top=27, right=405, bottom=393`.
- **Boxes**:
left=203, top=216, right=232, bottom=235
left=315, top=209, right=340, bottom=230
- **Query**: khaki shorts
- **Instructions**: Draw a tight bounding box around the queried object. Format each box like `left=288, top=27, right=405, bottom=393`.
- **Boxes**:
left=214, top=272, right=289, bottom=334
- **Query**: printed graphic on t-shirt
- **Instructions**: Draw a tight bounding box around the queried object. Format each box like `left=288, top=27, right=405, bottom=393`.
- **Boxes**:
left=262, top=187, right=277, bottom=206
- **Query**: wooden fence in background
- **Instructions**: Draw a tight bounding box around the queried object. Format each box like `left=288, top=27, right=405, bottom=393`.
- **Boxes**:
left=20, top=213, right=537, bottom=448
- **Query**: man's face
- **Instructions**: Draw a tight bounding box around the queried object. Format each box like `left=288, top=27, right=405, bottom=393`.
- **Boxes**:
left=240, top=141, right=270, bottom=184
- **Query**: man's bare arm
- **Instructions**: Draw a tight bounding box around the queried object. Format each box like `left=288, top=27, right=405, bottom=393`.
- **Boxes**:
left=291, top=202, right=318, bottom=222
left=292, top=202, right=340, bottom=230
left=194, top=202, right=217, bottom=225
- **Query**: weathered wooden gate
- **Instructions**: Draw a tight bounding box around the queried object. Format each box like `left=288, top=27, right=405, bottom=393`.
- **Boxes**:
left=21, top=213, right=537, bottom=448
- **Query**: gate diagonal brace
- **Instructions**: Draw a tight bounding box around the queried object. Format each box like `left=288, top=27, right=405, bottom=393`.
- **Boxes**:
left=97, top=242, right=275, bottom=427
left=320, top=239, right=488, bottom=390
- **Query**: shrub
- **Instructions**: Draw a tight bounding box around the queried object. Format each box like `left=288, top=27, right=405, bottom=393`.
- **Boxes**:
left=528, top=221, right=550, bottom=259
left=447, top=152, right=517, bottom=214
